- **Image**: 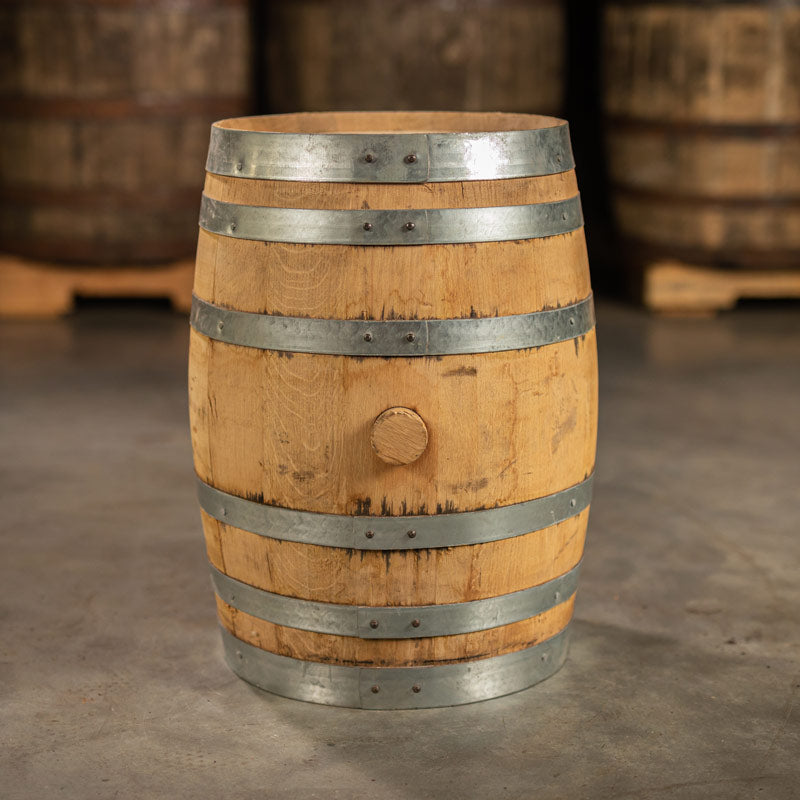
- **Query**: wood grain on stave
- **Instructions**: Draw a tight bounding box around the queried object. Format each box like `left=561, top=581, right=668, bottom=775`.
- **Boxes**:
left=202, top=510, right=588, bottom=606
left=194, top=228, right=591, bottom=321
left=189, top=330, right=597, bottom=516
left=195, top=167, right=589, bottom=320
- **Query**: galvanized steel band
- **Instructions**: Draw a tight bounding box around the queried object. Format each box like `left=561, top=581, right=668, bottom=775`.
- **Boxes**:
left=197, top=474, right=593, bottom=551
left=198, top=194, right=584, bottom=245
left=206, top=123, right=575, bottom=183
left=211, top=562, right=579, bottom=639
left=190, top=294, right=595, bottom=357
left=221, top=626, right=570, bottom=709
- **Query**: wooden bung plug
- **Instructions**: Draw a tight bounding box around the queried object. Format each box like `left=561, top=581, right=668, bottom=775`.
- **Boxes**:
left=370, top=407, right=428, bottom=466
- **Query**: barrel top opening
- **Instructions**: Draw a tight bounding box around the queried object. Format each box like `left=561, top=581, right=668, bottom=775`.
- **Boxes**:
left=213, top=111, right=566, bottom=135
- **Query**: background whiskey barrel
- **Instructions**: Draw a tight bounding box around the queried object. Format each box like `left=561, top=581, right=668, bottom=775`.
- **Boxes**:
left=0, top=0, right=252, bottom=265
left=603, top=0, right=800, bottom=269
left=188, top=112, right=597, bottom=708
left=261, top=0, right=566, bottom=115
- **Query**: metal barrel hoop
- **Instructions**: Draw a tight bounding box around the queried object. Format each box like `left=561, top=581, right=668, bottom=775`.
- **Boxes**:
left=198, top=194, right=583, bottom=246
left=221, top=627, right=570, bottom=709
left=189, top=294, right=595, bottom=357
left=197, top=473, right=593, bottom=551
left=206, top=123, right=575, bottom=183
left=211, top=561, right=581, bottom=639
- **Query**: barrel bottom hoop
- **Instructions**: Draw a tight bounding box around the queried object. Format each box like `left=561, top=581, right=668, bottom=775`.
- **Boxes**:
left=220, top=626, right=570, bottom=709
left=210, top=561, right=580, bottom=638
left=197, top=473, right=593, bottom=550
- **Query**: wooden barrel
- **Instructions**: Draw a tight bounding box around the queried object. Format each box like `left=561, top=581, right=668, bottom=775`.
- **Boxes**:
left=188, top=111, right=597, bottom=709
left=603, top=1, right=800, bottom=268
left=0, top=0, right=251, bottom=265
left=263, top=0, right=566, bottom=115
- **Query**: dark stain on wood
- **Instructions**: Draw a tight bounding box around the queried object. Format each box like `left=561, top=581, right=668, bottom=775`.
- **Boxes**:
left=442, top=365, right=478, bottom=378
left=449, top=477, right=489, bottom=493
left=291, top=470, right=315, bottom=483
left=353, top=497, right=373, bottom=515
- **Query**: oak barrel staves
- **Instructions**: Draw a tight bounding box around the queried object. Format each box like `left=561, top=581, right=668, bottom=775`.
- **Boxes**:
left=603, top=1, right=800, bottom=269
left=0, top=0, right=251, bottom=264
left=188, top=112, right=598, bottom=708
left=263, top=0, right=566, bottom=115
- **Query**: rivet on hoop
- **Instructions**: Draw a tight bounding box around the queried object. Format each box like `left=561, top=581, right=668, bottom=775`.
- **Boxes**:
left=363, top=332, right=373, bottom=342
left=407, top=529, right=417, bottom=538
left=364, top=153, right=376, bottom=163
left=363, top=222, right=373, bottom=231
left=405, top=333, right=416, bottom=343
left=405, top=154, right=418, bottom=164
left=371, top=685, right=380, bottom=694
left=230, top=222, right=237, bottom=232
left=412, top=684, right=421, bottom=693
left=369, top=619, right=379, bottom=629
left=235, top=161, right=244, bottom=172
left=411, top=619, right=421, bottom=628
left=365, top=530, right=375, bottom=539
left=404, top=222, right=416, bottom=231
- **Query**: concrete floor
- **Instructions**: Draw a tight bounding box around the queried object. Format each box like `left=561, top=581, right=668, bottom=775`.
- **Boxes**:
left=1, top=299, right=798, bottom=800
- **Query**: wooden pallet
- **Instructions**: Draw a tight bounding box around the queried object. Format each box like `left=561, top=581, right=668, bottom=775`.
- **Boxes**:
left=641, top=260, right=800, bottom=316
left=0, top=253, right=194, bottom=317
